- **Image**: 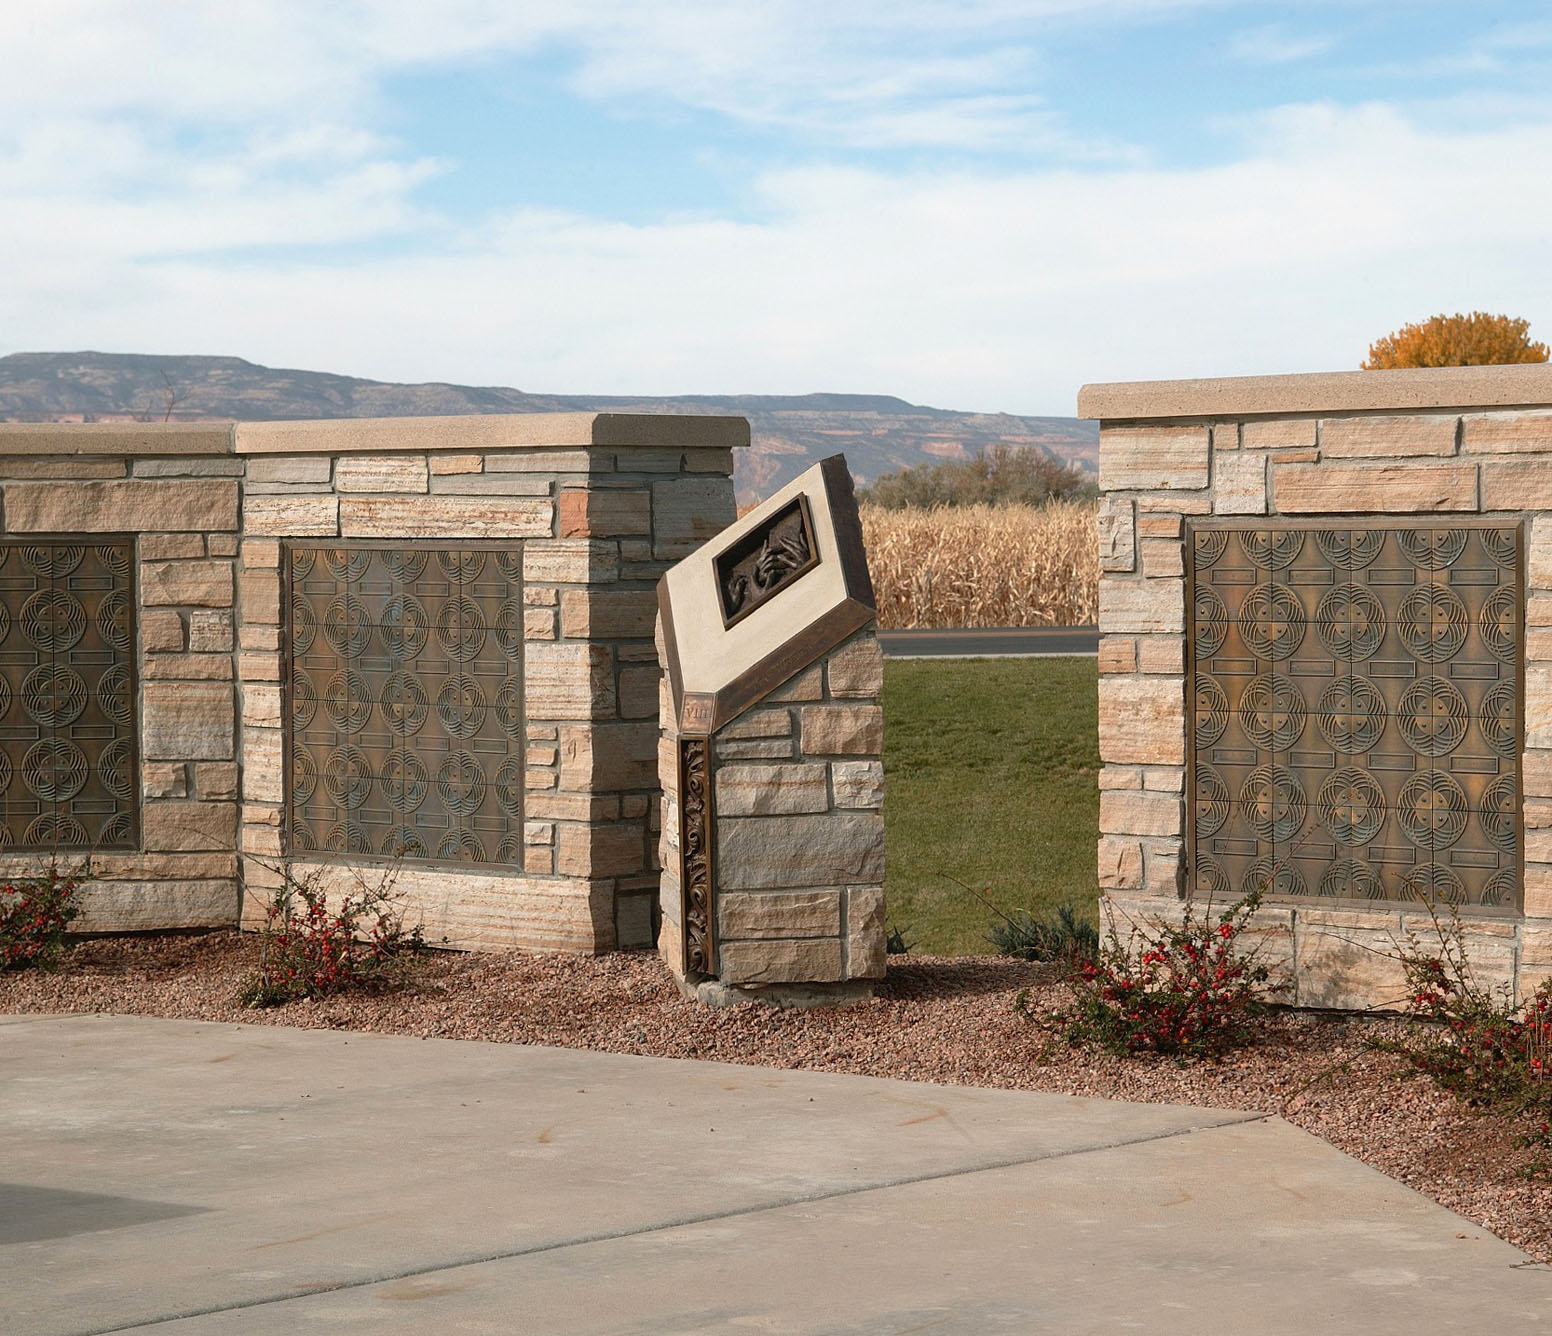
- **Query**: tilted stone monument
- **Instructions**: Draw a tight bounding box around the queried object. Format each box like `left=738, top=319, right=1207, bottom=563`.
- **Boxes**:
left=657, top=455, right=886, bottom=1005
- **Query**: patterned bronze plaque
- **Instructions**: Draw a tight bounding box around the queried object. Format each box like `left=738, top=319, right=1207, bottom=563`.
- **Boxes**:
left=0, top=540, right=137, bottom=851
left=1187, top=524, right=1521, bottom=909
left=285, top=545, right=524, bottom=867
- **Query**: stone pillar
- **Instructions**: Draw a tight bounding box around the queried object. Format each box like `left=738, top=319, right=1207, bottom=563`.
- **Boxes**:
left=658, top=455, right=885, bottom=1005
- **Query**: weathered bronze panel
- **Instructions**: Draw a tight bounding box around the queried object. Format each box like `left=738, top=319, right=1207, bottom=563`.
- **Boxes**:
left=285, top=544, right=524, bottom=867
left=0, top=540, right=137, bottom=851
left=678, top=735, right=715, bottom=975
left=1187, top=523, right=1522, bottom=910
left=714, top=494, right=820, bottom=628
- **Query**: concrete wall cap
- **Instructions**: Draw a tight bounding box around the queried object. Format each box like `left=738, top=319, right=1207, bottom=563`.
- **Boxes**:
left=234, top=412, right=750, bottom=454
left=0, top=421, right=236, bottom=455
left=1079, top=363, right=1552, bottom=422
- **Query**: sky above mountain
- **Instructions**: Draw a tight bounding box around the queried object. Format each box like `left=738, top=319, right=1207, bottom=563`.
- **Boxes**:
left=4, top=2, right=1550, bottom=414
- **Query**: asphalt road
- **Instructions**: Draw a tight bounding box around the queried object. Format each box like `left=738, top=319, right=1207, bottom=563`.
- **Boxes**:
left=878, top=625, right=1097, bottom=657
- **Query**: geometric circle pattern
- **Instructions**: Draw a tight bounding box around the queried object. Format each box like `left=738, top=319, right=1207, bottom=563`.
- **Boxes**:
left=1396, top=676, right=1469, bottom=758
left=1241, top=856, right=1306, bottom=898
left=1480, top=586, right=1518, bottom=665
left=1315, top=675, right=1386, bottom=753
left=1316, top=766, right=1385, bottom=846
left=1314, top=529, right=1384, bottom=570
left=1240, top=764, right=1306, bottom=842
left=1318, top=858, right=1385, bottom=900
left=1314, top=583, right=1385, bottom=660
left=1479, top=680, right=1517, bottom=759
left=1194, top=766, right=1230, bottom=838
left=1397, top=583, right=1468, bottom=663
left=1238, top=673, right=1306, bottom=751
left=1237, top=530, right=1302, bottom=570
left=1397, top=529, right=1467, bottom=570
left=1238, top=583, right=1306, bottom=659
left=1397, top=771, right=1470, bottom=851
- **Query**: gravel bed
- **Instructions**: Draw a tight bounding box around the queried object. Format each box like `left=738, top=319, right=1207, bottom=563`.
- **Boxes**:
left=5, top=930, right=1552, bottom=1263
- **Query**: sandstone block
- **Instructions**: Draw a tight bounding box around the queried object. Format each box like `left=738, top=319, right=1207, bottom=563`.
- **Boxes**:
left=1097, top=496, right=1135, bottom=572
left=241, top=683, right=283, bottom=728
left=846, top=885, right=887, bottom=980
left=526, top=643, right=616, bottom=719
left=1100, top=790, right=1183, bottom=839
left=768, top=663, right=823, bottom=702
left=483, top=449, right=606, bottom=474
left=1241, top=418, right=1318, bottom=450
left=559, top=721, right=657, bottom=790
left=143, top=681, right=234, bottom=760
left=1142, top=766, right=1184, bottom=793
left=1213, top=451, right=1267, bottom=515
left=651, top=478, right=735, bottom=558
left=341, top=495, right=552, bottom=539
left=556, top=822, right=645, bottom=878
left=140, top=533, right=205, bottom=560
left=559, top=589, right=658, bottom=639
left=334, top=455, right=429, bottom=493
left=524, top=540, right=618, bottom=585
left=1137, top=636, right=1184, bottom=674
left=241, top=727, right=283, bottom=803
left=71, top=880, right=237, bottom=932
left=1481, top=459, right=1552, bottom=511
left=1137, top=514, right=1181, bottom=540
left=831, top=760, right=884, bottom=809
left=717, top=813, right=884, bottom=890
left=1320, top=414, right=1458, bottom=458
left=684, top=448, right=735, bottom=473
left=1294, top=924, right=1408, bottom=1011
left=1098, top=675, right=1185, bottom=766
left=714, top=737, right=796, bottom=761
left=241, top=540, right=281, bottom=569
left=1462, top=410, right=1552, bottom=454
left=720, top=708, right=793, bottom=741
left=0, top=457, right=126, bottom=479
left=618, top=667, right=659, bottom=720
left=1143, top=844, right=1184, bottom=896
left=1213, top=422, right=1239, bottom=450
left=245, top=455, right=332, bottom=484
left=93, top=851, right=239, bottom=881
left=1140, top=538, right=1184, bottom=577
left=559, top=488, right=652, bottom=537
left=1099, top=767, right=1142, bottom=791
left=1097, top=636, right=1136, bottom=674
left=1273, top=462, right=1477, bottom=513
left=525, top=608, right=556, bottom=639
left=141, top=610, right=184, bottom=652
left=1100, top=426, right=1209, bottom=492
left=142, top=763, right=187, bottom=800
left=142, top=801, right=238, bottom=852
left=243, top=495, right=339, bottom=536
left=430, top=474, right=551, bottom=496
left=429, top=453, right=483, bottom=474
left=1099, top=576, right=1184, bottom=633
left=189, top=609, right=235, bottom=652
left=826, top=635, right=884, bottom=698
left=720, top=889, right=841, bottom=938
left=800, top=704, right=884, bottom=756
left=716, top=762, right=830, bottom=816
left=1530, top=517, right=1552, bottom=589
left=140, top=560, right=233, bottom=608
left=4, top=479, right=237, bottom=532
left=195, top=762, right=240, bottom=801
left=143, top=653, right=232, bottom=681
left=717, top=937, right=844, bottom=985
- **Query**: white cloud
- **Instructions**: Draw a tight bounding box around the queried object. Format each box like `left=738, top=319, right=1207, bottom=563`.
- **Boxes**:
left=1227, top=23, right=1333, bottom=65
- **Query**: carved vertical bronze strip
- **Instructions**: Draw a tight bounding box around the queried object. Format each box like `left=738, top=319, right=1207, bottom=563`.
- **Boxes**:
left=678, top=735, right=716, bottom=976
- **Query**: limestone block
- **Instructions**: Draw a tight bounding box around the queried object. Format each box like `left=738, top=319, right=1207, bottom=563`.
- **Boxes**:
left=142, top=681, right=234, bottom=760
left=1241, top=419, right=1318, bottom=450
left=800, top=704, right=884, bottom=756
left=142, top=653, right=232, bottom=681
left=141, top=533, right=205, bottom=561
left=826, top=636, right=884, bottom=698
left=188, top=610, right=235, bottom=652
left=831, top=760, right=884, bottom=809
left=1139, top=538, right=1184, bottom=577
left=1099, top=576, right=1184, bottom=634
left=1137, top=636, right=1184, bottom=674
left=559, top=589, right=658, bottom=639
left=846, top=886, right=887, bottom=979
left=1097, top=496, right=1135, bottom=573
left=1213, top=451, right=1267, bottom=515
left=243, top=495, right=339, bottom=536
left=720, top=708, right=794, bottom=741
left=526, top=643, right=616, bottom=719
left=651, top=478, right=735, bottom=558
left=141, top=801, right=238, bottom=852
left=245, top=455, right=332, bottom=484
left=1320, top=414, right=1458, bottom=458
left=334, top=455, right=429, bottom=493
left=1462, top=410, right=1552, bottom=454
left=141, top=610, right=184, bottom=652
left=341, top=495, right=552, bottom=539
left=559, top=721, right=658, bottom=790
left=559, top=488, right=652, bottom=537
left=71, top=880, right=237, bottom=932
left=1481, top=459, right=1552, bottom=511
left=556, top=822, right=645, bottom=878
left=524, top=540, right=618, bottom=585
left=717, top=813, right=884, bottom=890
left=1097, top=675, right=1185, bottom=766
left=1100, top=790, right=1183, bottom=839
left=720, top=889, right=841, bottom=938
left=1273, top=462, right=1478, bottom=513
left=717, top=937, right=844, bottom=985
left=716, top=763, right=830, bottom=816
left=3, top=479, right=238, bottom=532
left=1097, top=636, right=1136, bottom=674
left=1099, top=426, right=1210, bottom=492
left=140, top=560, right=234, bottom=608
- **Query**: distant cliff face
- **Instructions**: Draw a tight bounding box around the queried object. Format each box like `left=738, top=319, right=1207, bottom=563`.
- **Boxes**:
left=0, top=351, right=1097, bottom=504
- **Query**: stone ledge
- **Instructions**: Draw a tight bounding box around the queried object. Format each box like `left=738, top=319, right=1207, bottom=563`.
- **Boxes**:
left=235, top=413, right=750, bottom=454
left=1081, top=364, right=1552, bottom=421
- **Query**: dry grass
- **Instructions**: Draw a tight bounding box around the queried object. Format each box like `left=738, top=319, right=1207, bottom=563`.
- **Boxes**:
left=861, top=500, right=1098, bottom=629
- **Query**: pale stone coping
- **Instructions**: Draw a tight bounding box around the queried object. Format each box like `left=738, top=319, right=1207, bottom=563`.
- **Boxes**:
left=1079, top=363, right=1552, bottom=422
left=0, top=413, right=750, bottom=457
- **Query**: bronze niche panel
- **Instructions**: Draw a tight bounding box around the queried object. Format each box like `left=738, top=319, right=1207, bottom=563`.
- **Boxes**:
left=0, top=540, right=137, bottom=851
left=714, top=495, right=820, bottom=628
left=1187, top=523, right=1522, bottom=911
left=285, top=544, right=524, bottom=868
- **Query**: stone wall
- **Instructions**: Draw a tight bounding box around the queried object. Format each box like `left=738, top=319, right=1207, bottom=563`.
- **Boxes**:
left=659, top=627, right=886, bottom=1004
left=1083, top=364, right=1552, bottom=1009
left=0, top=413, right=744, bottom=953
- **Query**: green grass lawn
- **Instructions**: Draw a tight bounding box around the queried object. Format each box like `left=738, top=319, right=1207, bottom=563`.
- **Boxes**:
left=882, top=656, right=1099, bottom=956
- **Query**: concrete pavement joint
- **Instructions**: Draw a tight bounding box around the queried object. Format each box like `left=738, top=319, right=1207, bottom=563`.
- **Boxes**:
left=76, top=1111, right=1271, bottom=1335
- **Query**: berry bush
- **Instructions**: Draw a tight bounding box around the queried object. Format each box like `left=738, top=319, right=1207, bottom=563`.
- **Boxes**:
left=0, top=866, right=81, bottom=971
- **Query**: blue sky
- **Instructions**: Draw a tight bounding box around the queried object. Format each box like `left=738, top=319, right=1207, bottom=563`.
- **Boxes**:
left=3, top=2, right=1550, bottom=414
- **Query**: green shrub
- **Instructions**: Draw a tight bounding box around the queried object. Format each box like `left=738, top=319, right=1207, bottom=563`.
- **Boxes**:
left=987, top=903, right=1098, bottom=963
left=861, top=444, right=1094, bottom=510
left=0, top=865, right=81, bottom=971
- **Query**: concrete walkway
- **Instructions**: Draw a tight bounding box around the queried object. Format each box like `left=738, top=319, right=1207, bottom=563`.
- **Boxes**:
left=1, top=1014, right=1547, bottom=1334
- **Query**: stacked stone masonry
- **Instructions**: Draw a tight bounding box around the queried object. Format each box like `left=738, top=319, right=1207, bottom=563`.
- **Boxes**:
left=1083, top=365, right=1552, bottom=1009
left=0, top=414, right=744, bottom=954
left=658, top=628, right=887, bottom=997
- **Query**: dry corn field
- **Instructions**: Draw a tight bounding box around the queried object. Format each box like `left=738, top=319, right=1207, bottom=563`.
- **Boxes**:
left=860, top=500, right=1098, bottom=629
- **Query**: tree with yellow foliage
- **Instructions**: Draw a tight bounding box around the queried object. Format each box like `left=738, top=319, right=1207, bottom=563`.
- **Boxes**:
left=1362, top=312, right=1549, bottom=369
